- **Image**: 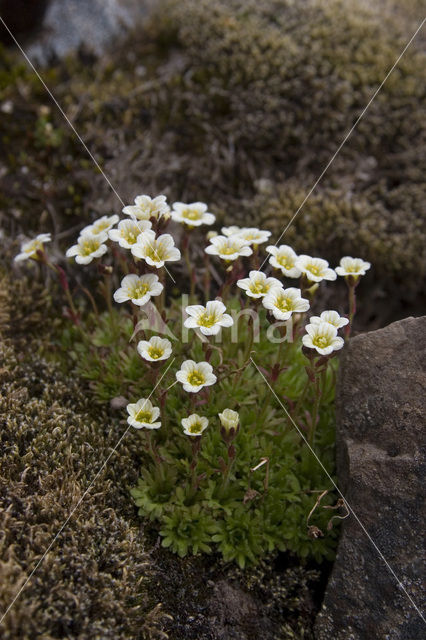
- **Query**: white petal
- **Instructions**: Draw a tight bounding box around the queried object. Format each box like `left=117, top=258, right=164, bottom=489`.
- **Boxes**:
left=113, top=288, right=130, bottom=303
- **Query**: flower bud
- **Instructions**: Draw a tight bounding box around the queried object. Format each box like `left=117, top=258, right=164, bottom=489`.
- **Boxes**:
left=218, top=409, right=240, bottom=442
left=219, top=408, right=239, bottom=431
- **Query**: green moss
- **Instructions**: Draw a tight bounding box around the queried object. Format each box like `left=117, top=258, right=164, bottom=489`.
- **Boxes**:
left=243, top=178, right=425, bottom=289
left=1, top=1, right=424, bottom=296
left=0, top=270, right=168, bottom=639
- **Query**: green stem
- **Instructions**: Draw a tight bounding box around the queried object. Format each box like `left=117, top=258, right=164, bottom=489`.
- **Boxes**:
left=308, top=361, right=328, bottom=448
left=275, top=322, right=288, bottom=368
left=221, top=444, right=236, bottom=493
left=145, top=431, right=161, bottom=465
left=190, top=437, right=202, bottom=489
left=294, top=374, right=311, bottom=420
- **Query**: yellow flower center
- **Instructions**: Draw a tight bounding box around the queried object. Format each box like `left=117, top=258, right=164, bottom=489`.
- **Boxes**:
left=25, top=240, right=42, bottom=255
left=138, top=202, right=156, bottom=216
left=183, top=209, right=202, bottom=221
left=198, top=312, right=217, bottom=328
left=80, top=238, right=101, bottom=256
left=220, top=243, right=238, bottom=255
left=135, top=409, right=152, bottom=423
left=188, top=422, right=203, bottom=434
left=187, top=371, right=206, bottom=386
left=312, top=335, right=330, bottom=349
left=275, top=295, right=293, bottom=312
left=145, top=244, right=167, bottom=262
left=131, top=282, right=150, bottom=299
left=93, top=220, right=109, bottom=233
left=307, top=264, right=321, bottom=276
left=277, top=255, right=294, bottom=270
left=148, top=346, right=164, bottom=359
left=250, top=280, right=267, bottom=294
left=122, top=229, right=138, bottom=244
left=344, top=265, right=360, bottom=273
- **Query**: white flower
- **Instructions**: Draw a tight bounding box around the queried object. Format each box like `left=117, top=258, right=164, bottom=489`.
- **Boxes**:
left=302, top=322, right=344, bottom=356
left=218, top=408, right=239, bottom=432
left=122, top=194, right=170, bottom=221
left=335, top=256, right=371, bottom=277
left=126, top=398, right=161, bottom=429
left=184, top=300, right=233, bottom=336
left=206, top=230, right=218, bottom=240
left=235, top=227, right=271, bottom=246
left=221, top=226, right=241, bottom=237
left=296, top=255, right=337, bottom=283
left=310, top=310, right=349, bottom=329
left=266, top=245, right=301, bottom=278
left=66, top=232, right=108, bottom=264
left=131, top=231, right=181, bottom=268
left=262, top=287, right=310, bottom=320
left=205, top=235, right=252, bottom=261
left=113, top=273, right=163, bottom=306
left=181, top=413, right=209, bottom=437
left=171, top=201, right=215, bottom=227
left=137, top=336, right=172, bottom=362
left=236, top=270, right=282, bottom=298
left=14, top=233, right=51, bottom=262
left=108, top=219, right=152, bottom=248
left=81, top=214, right=119, bottom=236
left=176, top=360, right=217, bottom=393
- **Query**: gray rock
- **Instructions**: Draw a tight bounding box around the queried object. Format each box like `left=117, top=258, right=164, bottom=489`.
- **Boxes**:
left=25, top=0, right=153, bottom=64
left=315, top=316, right=426, bottom=639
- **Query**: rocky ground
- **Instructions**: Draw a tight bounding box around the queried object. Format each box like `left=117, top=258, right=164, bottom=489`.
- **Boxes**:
left=0, top=0, right=425, bottom=638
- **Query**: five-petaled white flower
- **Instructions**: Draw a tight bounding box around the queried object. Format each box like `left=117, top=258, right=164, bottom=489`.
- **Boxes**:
left=126, top=398, right=161, bottom=429
left=131, top=230, right=181, bottom=268
left=302, top=322, right=344, bottom=356
left=66, top=232, right=108, bottom=264
left=181, top=413, right=209, bottom=437
left=335, top=256, right=371, bottom=277
left=184, top=300, right=233, bottom=336
left=137, top=336, right=172, bottom=362
left=14, top=233, right=51, bottom=262
left=205, top=235, right=252, bottom=261
left=296, top=255, right=337, bottom=283
left=171, top=201, right=215, bottom=227
left=266, top=245, right=301, bottom=278
left=237, top=270, right=282, bottom=299
left=235, top=227, right=271, bottom=246
left=122, top=194, right=170, bottom=221
left=310, top=310, right=349, bottom=329
left=263, top=287, right=310, bottom=320
left=218, top=408, right=239, bottom=432
left=81, top=214, right=119, bottom=236
left=113, top=273, right=163, bottom=306
left=108, top=219, right=152, bottom=248
left=176, top=360, right=217, bottom=393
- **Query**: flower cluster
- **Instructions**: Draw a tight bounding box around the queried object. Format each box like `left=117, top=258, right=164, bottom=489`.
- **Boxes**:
left=14, top=193, right=371, bottom=567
